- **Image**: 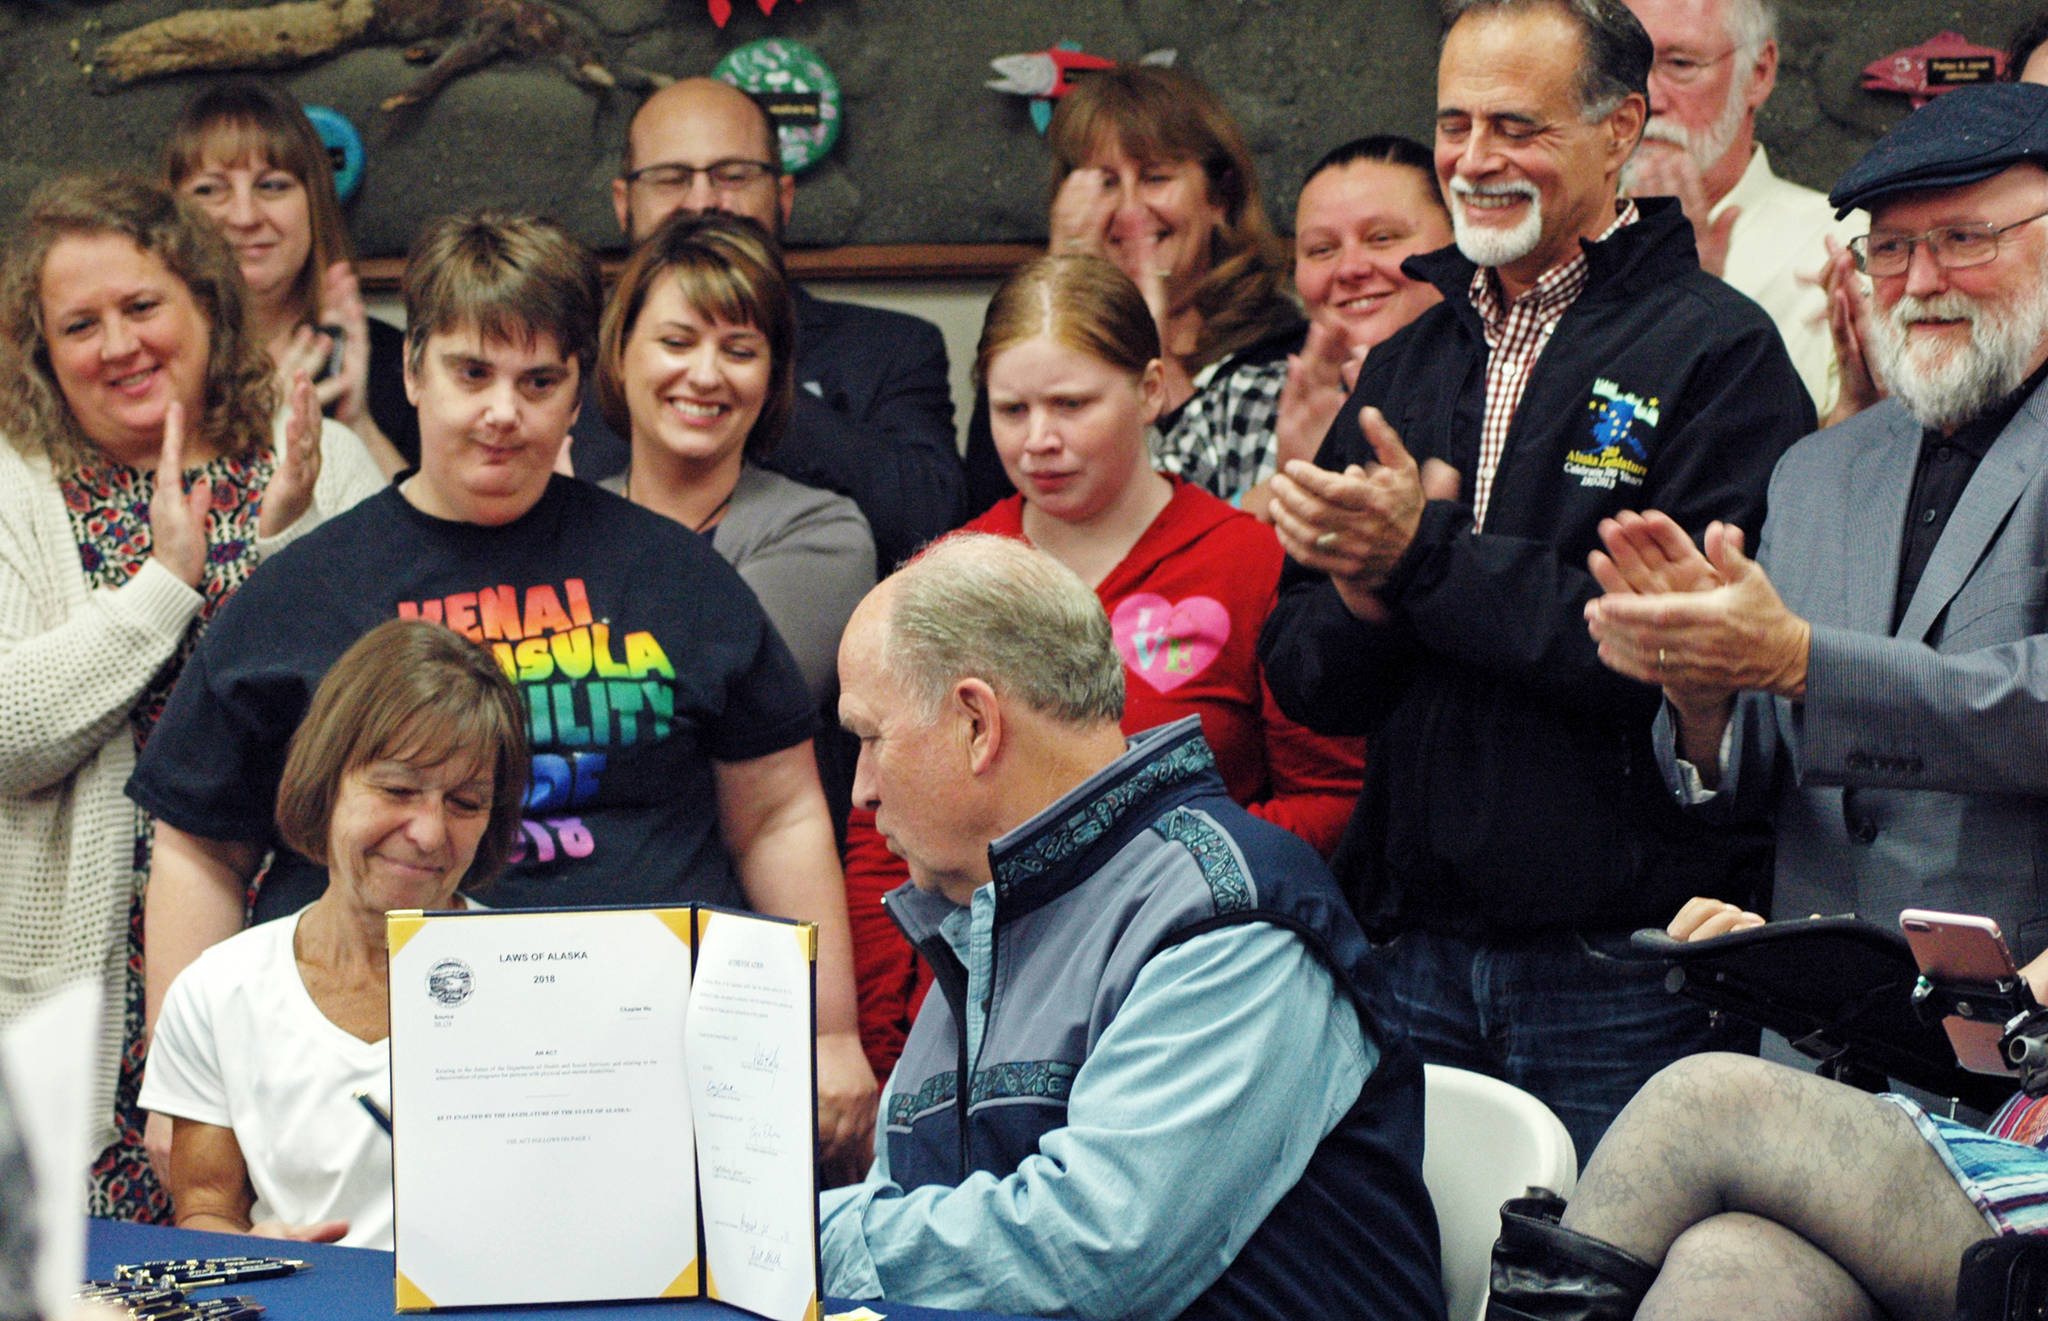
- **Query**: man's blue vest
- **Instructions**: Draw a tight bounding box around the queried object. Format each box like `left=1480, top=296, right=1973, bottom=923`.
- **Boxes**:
left=884, top=720, right=1445, bottom=1321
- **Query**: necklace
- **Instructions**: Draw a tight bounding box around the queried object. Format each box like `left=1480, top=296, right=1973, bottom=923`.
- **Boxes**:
left=624, top=470, right=734, bottom=532
left=690, top=487, right=735, bottom=533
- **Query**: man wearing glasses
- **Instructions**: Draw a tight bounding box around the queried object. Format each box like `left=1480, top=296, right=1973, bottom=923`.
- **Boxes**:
left=1619, top=0, right=1857, bottom=414
left=1586, top=82, right=2048, bottom=972
left=573, top=77, right=963, bottom=570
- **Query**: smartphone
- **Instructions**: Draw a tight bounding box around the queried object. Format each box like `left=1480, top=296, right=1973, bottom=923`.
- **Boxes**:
left=1901, top=909, right=2037, bottom=1075
left=315, top=324, right=347, bottom=383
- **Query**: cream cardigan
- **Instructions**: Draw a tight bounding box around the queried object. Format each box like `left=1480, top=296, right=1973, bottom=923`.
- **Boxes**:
left=0, top=418, right=384, bottom=1155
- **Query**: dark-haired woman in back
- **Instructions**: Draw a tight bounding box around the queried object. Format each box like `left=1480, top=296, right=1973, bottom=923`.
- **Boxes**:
left=1241, top=135, right=1454, bottom=519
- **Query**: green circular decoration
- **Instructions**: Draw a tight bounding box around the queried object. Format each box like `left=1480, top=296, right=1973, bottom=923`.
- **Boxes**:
left=714, top=39, right=841, bottom=174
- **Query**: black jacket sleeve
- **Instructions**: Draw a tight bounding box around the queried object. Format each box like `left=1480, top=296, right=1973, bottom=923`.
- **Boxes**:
left=770, top=310, right=964, bottom=570
left=1359, top=311, right=1807, bottom=712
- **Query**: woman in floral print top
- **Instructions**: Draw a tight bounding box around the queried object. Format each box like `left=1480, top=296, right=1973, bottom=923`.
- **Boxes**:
left=0, top=174, right=381, bottom=1221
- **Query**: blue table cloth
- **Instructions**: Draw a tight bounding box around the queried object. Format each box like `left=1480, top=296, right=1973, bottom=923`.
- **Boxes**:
left=88, top=1220, right=1038, bottom=1321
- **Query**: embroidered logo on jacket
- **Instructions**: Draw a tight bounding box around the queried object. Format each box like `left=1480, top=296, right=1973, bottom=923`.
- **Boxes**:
left=1565, top=379, right=1657, bottom=491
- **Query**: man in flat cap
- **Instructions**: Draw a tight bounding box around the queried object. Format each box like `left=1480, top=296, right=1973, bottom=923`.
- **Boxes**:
left=1472, top=89, right=2048, bottom=1319
left=1586, top=80, right=2048, bottom=962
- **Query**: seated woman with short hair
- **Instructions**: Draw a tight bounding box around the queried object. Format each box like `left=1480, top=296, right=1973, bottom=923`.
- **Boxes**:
left=140, top=619, right=527, bottom=1248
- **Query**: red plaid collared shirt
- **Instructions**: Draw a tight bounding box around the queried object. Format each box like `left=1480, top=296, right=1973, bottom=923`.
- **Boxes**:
left=1465, top=200, right=1638, bottom=529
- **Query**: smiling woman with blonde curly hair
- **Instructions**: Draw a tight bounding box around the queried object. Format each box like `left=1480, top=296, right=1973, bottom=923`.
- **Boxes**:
left=0, top=171, right=383, bottom=1223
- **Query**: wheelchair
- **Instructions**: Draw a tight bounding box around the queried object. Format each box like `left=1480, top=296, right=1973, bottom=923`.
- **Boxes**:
left=1634, top=918, right=2048, bottom=1321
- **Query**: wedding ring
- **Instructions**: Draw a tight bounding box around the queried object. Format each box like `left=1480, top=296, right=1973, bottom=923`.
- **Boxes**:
left=1315, top=531, right=1340, bottom=550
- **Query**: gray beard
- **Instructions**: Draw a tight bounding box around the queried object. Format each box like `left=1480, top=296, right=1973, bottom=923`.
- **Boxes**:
left=1622, top=67, right=1749, bottom=189
left=1867, top=284, right=2048, bottom=433
left=1449, top=182, right=1544, bottom=268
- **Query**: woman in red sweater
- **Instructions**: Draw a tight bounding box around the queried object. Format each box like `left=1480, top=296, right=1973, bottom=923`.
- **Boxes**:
left=845, top=254, right=1364, bottom=1079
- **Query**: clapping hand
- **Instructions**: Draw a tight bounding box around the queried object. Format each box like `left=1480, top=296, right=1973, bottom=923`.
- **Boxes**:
left=1585, top=515, right=1809, bottom=703
left=1814, top=236, right=1885, bottom=427
left=1270, top=406, right=1432, bottom=621
left=1625, top=142, right=1739, bottom=277
left=1245, top=321, right=1355, bottom=524
left=316, top=261, right=375, bottom=428
left=256, top=371, right=322, bottom=539
left=148, top=402, right=213, bottom=589
left=1049, top=167, right=1118, bottom=261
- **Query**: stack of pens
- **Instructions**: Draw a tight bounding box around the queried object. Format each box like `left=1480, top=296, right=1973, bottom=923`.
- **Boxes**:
left=74, top=1280, right=262, bottom=1320
left=78, top=1256, right=306, bottom=1320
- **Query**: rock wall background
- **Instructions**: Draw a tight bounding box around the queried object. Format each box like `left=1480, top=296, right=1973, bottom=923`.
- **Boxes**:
left=0, top=0, right=2037, bottom=258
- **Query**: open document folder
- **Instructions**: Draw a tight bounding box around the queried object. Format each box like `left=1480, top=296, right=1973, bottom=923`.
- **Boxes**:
left=386, top=905, right=820, bottom=1320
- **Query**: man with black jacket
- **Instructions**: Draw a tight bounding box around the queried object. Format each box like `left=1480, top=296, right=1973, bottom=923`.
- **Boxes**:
left=1258, top=0, right=1813, bottom=1159
left=573, top=77, right=963, bottom=570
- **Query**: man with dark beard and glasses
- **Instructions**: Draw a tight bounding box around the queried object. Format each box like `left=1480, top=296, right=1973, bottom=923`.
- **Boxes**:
left=1584, top=80, right=2048, bottom=971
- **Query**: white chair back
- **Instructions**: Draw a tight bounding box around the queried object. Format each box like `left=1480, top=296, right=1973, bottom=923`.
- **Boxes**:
left=1421, top=1063, right=1578, bottom=1321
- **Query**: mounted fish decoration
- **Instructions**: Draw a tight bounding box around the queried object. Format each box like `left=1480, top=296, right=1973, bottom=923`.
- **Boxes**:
left=1862, top=32, right=2005, bottom=109
left=988, top=42, right=1176, bottom=133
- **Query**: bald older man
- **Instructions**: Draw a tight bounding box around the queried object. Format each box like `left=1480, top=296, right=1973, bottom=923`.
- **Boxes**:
left=821, top=534, right=1443, bottom=1321
left=571, top=77, right=963, bottom=570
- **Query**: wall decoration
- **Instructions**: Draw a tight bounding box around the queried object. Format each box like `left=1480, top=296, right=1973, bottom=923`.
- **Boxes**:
left=714, top=38, right=840, bottom=173
left=85, top=0, right=620, bottom=111
left=304, top=104, right=366, bottom=202
left=987, top=43, right=1176, bottom=133
left=1862, top=32, right=2007, bottom=108
left=706, top=0, right=801, bottom=27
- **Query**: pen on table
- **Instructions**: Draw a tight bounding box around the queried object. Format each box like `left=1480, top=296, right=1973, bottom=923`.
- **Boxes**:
left=136, top=1262, right=304, bottom=1287
left=119, top=1258, right=300, bottom=1277
left=128, top=1296, right=260, bottom=1314
left=79, top=1286, right=184, bottom=1308
left=354, top=1089, right=393, bottom=1135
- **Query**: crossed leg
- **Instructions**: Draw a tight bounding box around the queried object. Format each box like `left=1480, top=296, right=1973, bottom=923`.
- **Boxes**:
left=1560, top=1052, right=1996, bottom=1321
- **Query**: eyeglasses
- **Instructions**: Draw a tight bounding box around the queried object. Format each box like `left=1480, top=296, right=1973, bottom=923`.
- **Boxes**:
left=1849, top=208, right=2048, bottom=276
left=623, top=160, right=776, bottom=192
left=1649, top=49, right=1735, bottom=87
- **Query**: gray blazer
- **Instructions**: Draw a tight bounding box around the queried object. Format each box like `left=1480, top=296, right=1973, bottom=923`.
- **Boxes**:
left=1684, top=387, right=2048, bottom=960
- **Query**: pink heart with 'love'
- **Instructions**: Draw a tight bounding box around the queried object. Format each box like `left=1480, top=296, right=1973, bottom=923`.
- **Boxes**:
left=1110, top=593, right=1230, bottom=694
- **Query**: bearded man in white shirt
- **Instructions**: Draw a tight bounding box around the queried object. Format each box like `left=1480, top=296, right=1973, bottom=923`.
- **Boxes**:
left=1620, top=0, right=1859, bottom=415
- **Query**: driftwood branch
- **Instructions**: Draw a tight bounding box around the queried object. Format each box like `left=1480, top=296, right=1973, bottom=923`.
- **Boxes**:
left=88, top=0, right=614, bottom=111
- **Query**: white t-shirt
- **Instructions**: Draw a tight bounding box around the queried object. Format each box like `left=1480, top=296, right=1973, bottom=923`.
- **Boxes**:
left=140, top=911, right=394, bottom=1249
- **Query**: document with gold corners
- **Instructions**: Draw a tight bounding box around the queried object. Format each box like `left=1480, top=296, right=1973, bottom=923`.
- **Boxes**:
left=385, top=904, right=820, bottom=1320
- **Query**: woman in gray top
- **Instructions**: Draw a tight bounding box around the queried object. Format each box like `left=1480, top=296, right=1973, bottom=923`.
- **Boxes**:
left=594, top=211, right=875, bottom=706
